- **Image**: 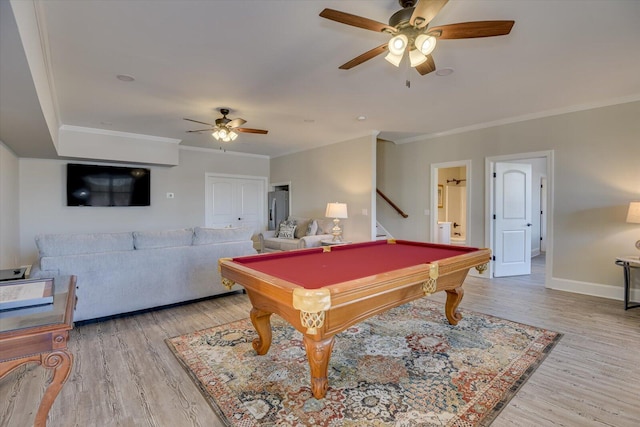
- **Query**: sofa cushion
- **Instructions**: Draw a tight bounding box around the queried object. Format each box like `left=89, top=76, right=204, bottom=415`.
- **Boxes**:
left=133, top=228, right=194, bottom=249
left=36, top=232, right=134, bottom=257
left=263, top=237, right=301, bottom=251
left=193, top=227, right=253, bottom=245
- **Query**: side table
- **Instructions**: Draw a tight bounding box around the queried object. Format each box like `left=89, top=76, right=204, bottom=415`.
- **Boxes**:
left=0, top=275, right=77, bottom=426
left=614, top=256, right=640, bottom=310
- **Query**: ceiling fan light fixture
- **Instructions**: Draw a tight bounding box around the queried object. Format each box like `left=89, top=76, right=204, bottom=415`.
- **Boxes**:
left=409, top=49, right=427, bottom=67
left=384, top=51, right=403, bottom=67
left=388, top=34, right=408, bottom=55
left=415, top=34, right=437, bottom=56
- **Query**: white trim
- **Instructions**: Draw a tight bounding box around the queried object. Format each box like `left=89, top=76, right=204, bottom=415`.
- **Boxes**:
left=547, top=276, right=636, bottom=303
left=59, top=125, right=181, bottom=144
left=430, top=160, right=472, bottom=246
left=485, top=150, right=554, bottom=287
left=270, top=130, right=380, bottom=159
left=395, top=94, right=640, bottom=145
left=10, top=0, right=61, bottom=146
left=180, top=144, right=269, bottom=159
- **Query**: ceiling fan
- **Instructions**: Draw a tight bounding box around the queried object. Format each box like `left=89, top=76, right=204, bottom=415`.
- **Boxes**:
left=319, top=0, right=514, bottom=75
left=184, top=108, right=268, bottom=142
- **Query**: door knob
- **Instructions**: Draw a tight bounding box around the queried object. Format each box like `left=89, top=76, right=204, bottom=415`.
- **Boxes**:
left=526, top=223, right=532, bottom=227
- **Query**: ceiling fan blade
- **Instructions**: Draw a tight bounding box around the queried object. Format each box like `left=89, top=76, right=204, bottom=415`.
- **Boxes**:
left=339, top=43, right=388, bottom=70
left=236, top=128, right=268, bottom=134
left=183, top=118, right=214, bottom=127
left=429, top=21, right=515, bottom=39
left=320, top=8, right=397, bottom=33
left=415, top=55, right=436, bottom=75
left=227, top=118, right=247, bottom=128
left=186, top=128, right=215, bottom=133
left=410, top=0, right=449, bottom=28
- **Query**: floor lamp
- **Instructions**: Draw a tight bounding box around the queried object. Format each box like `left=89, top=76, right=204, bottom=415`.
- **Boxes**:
left=326, top=202, right=348, bottom=242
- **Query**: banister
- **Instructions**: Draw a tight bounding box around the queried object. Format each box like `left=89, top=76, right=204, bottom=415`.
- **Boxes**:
left=376, top=188, right=408, bottom=218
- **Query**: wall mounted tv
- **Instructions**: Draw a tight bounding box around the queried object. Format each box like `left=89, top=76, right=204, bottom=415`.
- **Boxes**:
left=66, top=163, right=151, bottom=207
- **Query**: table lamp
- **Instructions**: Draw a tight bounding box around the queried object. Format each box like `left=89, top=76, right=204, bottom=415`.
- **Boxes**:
left=626, top=201, right=640, bottom=252
left=326, top=202, right=348, bottom=242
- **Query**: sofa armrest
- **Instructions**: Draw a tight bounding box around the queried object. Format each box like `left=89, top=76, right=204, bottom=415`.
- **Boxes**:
left=299, top=234, right=333, bottom=248
left=258, top=230, right=277, bottom=252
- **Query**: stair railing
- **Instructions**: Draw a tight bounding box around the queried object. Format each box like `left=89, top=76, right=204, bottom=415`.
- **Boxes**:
left=376, top=188, right=408, bottom=218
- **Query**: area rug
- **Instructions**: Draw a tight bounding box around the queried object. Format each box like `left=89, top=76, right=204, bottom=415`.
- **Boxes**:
left=166, top=299, right=561, bottom=426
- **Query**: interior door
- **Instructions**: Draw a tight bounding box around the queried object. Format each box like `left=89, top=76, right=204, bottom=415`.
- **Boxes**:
left=494, top=162, right=532, bottom=277
left=205, top=175, right=265, bottom=236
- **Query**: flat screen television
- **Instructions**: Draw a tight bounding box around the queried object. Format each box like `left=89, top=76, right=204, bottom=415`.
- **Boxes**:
left=66, top=163, right=151, bottom=207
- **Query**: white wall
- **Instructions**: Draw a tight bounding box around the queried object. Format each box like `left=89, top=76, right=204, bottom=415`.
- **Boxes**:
left=0, top=141, right=20, bottom=268
left=18, top=147, right=269, bottom=263
left=377, top=101, right=640, bottom=295
left=270, top=134, right=376, bottom=243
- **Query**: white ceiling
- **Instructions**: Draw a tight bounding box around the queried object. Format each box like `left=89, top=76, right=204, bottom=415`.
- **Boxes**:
left=2, top=0, right=640, bottom=159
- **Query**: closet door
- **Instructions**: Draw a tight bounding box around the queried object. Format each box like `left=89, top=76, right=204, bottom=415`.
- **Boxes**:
left=205, top=174, right=266, bottom=236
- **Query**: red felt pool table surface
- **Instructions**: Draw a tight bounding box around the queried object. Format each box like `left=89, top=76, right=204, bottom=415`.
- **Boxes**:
left=231, top=240, right=480, bottom=289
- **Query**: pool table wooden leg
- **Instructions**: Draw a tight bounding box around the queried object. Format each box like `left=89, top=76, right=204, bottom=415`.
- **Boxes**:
left=250, top=308, right=273, bottom=355
left=302, top=335, right=335, bottom=399
left=445, top=287, right=464, bottom=325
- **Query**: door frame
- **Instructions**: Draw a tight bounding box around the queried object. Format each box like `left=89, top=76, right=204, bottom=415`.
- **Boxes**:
left=430, top=160, right=472, bottom=244
left=485, top=150, right=554, bottom=286
left=269, top=180, right=292, bottom=218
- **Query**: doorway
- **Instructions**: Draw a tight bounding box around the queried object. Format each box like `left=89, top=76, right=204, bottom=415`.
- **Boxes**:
left=430, top=160, right=472, bottom=246
left=485, top=151, right=553, bottom=286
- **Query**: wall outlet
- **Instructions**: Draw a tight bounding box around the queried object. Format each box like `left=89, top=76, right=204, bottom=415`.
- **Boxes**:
left=362, top=208, right=368, bottom=216
left=166, top=192, right=175, bottom=199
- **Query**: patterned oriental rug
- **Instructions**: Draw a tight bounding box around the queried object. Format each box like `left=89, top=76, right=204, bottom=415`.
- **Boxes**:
left=166, top=299, right=561, bottom=426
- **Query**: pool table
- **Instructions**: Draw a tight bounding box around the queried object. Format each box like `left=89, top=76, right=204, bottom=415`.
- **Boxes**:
left=219, top=239, right=490, bottom=399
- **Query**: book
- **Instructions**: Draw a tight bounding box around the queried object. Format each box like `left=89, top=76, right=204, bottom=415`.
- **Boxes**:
left=0, top=278, right=54, bottom=311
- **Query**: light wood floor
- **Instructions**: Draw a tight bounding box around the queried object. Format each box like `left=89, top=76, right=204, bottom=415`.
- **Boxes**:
left=2, top=255, right=639, bottom=426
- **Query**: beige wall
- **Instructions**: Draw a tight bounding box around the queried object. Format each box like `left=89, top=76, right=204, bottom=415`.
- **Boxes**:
left=18, top=147, right=269, bottom=263
left=270, top=134, right=376, bottom=243
left=0, top=141, right=20, bottom=268
left=377, top=101, right=640, bottom=297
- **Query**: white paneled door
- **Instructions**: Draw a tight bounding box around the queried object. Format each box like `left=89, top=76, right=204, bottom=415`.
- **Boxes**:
left=205, top=174, right=265, bottom=236
left=493, top=162, right=532, bottom=277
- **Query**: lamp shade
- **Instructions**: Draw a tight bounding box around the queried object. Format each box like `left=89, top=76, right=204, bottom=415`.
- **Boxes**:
left=388, top=34, right=408, bottom=55
left=415, top=34, right=437, bottom=56
left=326, top=202, right=348, bottom=219
left=384, top=51, right=403, bottom=67
left=627, top=202, right=640, bottom=223
left=409, top=49, right=427, bottom=67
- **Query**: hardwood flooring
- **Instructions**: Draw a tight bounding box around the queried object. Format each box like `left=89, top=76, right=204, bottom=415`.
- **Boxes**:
left=2, top=255, right=639, bottom=426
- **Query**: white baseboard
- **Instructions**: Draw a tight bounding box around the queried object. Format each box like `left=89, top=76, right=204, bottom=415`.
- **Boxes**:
left=546, top=276, right=637, bottom=302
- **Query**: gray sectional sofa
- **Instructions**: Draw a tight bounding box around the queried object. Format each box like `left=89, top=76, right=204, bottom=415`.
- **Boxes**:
left=30, top=227, right=256, bottom=322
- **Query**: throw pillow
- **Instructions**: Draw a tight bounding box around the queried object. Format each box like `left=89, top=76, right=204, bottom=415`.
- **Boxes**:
left=279, top=223, right=297, bottom=239
left=295, top=219, right=311, bottom=239
left=306, top=220, right=318, bottom=236
left=274, top=219, right=295, bottom=237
